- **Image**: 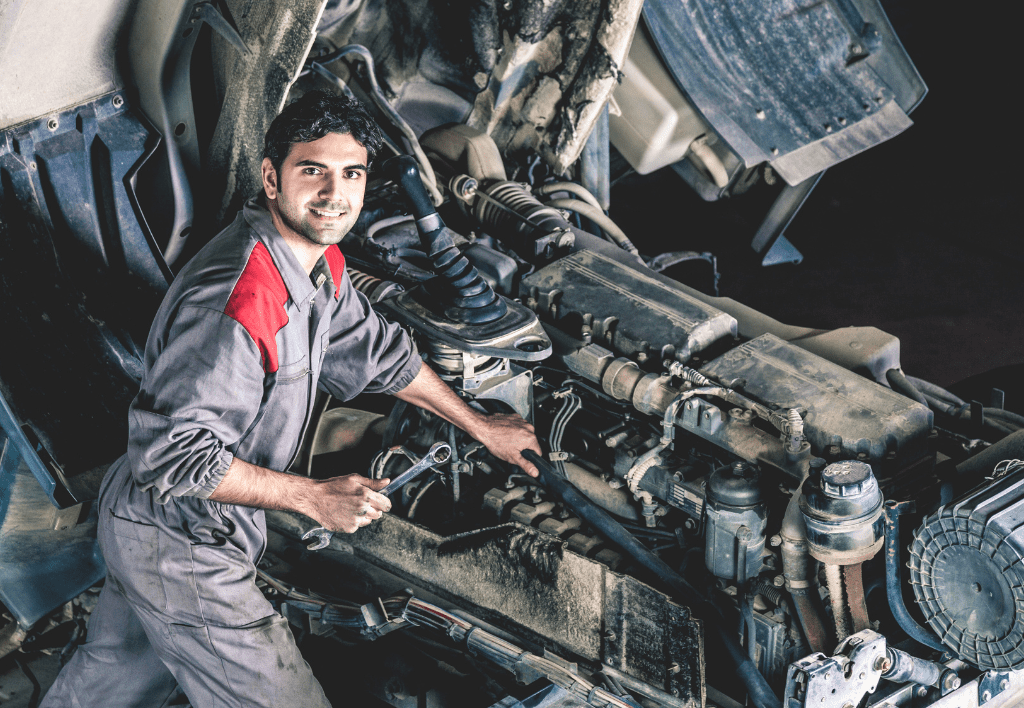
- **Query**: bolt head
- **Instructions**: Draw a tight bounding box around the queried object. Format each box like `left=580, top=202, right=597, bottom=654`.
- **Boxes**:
left=773, top=575, right=786, bottom=587
left=873, top=656, right=891, bottom=672
left=915, top=686, right=928, bottom=698
left=982, top=690, right=992, bottom=701
left=999, top=679, right=1009, bottom=690
left=112, top=95, right=123, bottom=108
left=47, top=118, right=58, bottom=130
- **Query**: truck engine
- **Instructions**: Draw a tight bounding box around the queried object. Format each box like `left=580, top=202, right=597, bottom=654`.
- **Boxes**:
left=0, top=1, right=1021, bottom=707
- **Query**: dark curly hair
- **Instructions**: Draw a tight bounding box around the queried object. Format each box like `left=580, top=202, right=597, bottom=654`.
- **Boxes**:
left=263, top=90, right=385, bottom=174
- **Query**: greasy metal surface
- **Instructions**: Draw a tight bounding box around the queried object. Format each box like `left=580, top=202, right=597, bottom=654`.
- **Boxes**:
left=703, top=334, right=932, bottom=463
left=867, top=667, right=1024, bottom=708
left=0, top=434, right=104, bottom=627
left=522, top=249, right=737, bottom=363
left=642, top=0, right=925, bottom=184
left=266, top=510, right=703, bottom=703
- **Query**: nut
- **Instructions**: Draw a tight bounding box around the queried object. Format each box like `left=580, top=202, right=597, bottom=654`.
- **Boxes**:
left=873, top=656, right=892, bottom=672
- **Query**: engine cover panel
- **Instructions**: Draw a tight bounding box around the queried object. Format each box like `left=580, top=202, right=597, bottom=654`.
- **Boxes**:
left=521, top=250, right=738, bottom=362
left=703, top=333, right=933, bottom=463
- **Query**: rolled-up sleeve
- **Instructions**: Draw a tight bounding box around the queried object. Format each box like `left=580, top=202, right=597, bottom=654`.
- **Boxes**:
left=128, top=306, right=265, bottom=503
left=318, top=273, right=421, bottom=400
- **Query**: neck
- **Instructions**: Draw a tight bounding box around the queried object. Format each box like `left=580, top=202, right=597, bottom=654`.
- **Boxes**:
left=266, top=200, right=327, bottom=275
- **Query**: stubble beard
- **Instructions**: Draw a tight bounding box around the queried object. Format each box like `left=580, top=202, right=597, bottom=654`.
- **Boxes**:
left=275, top=178, right=358, bottom=247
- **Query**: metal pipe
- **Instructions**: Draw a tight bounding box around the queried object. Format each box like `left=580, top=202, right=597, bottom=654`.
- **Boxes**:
left=883, top=646, right=946, bottom=688
left=824, top=563, right=850, bottom=643
left=881, top=501, right=946, bottom=652
left=779, top=479, right=830, bottom=653
left=844, top=562, right=871, bottom=633
left=523, top=449, right=781, bottom=708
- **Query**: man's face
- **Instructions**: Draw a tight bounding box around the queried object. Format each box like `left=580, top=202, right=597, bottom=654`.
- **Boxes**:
left=262, top=132, right=368, bottom=246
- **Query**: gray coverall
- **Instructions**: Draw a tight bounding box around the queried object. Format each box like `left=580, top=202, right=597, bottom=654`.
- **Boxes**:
left=42, top=197, right=422, bottom=708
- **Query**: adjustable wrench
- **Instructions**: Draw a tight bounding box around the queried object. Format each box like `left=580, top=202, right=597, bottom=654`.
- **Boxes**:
left=302, top=441, right=452, bottom=551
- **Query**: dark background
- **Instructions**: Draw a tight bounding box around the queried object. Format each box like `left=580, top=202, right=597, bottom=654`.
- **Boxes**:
left=610, top=2, right=1022, bottom=401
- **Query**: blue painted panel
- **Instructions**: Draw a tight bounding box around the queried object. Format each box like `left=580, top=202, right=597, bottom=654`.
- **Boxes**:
left=0, top=426, right=105, bottom=627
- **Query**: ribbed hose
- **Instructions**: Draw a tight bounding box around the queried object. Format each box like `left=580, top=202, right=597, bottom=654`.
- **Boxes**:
left=346, top=268, right=403, bottom=303
left=474, top=181, right=573, bottom=244
left=384, top=156, right=506, bottom=324
left=523, top=449, right=781, bottom=708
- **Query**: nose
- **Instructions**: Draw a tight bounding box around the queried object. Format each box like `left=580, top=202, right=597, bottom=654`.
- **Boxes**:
left=319, top=172, right=346, bottom=204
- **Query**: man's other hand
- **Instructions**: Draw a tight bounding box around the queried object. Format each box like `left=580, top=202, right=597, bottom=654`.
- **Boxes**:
left=472, top=413, right=542, bottom=477
left=310, top=474, right=392, bottom=533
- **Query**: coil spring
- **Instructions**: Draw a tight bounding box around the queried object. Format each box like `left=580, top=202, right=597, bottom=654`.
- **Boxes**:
left=346, top=267, right=403, bottom=304
left=347, top=267, right=381, bottom=294
left=752, top=578, right=785, bottom=607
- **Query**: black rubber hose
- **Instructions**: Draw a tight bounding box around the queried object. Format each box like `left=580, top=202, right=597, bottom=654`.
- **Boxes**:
left=383, top=155, right=436, bottom=222
left=881, top=501, right=946, bottom=652
left=522, top=449, right=781, bottom=708
left=886, top=369, right=929, bottom=407
left=955, top=430, right=1024, bottom=480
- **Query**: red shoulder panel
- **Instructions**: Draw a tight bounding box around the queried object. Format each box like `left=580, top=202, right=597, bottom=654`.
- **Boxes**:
left=325, top=245, right=346, bottom=300
left=224, top=242, right=289, bottom=373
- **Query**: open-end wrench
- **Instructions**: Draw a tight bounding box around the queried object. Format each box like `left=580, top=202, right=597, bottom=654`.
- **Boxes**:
left=302, top=441, right=452, bottom=551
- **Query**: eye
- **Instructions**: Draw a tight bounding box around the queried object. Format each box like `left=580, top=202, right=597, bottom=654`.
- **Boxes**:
left=345, top=169, right=364, bottom=179
left=303, top=166, right=322, bottom=175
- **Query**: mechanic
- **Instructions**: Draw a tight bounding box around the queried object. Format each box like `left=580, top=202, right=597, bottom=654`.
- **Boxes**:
left=41, top=90, right=541, bottom=708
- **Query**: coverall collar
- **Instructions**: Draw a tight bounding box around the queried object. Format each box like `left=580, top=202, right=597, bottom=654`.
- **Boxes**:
left=242, top=195, right=322, bottom=308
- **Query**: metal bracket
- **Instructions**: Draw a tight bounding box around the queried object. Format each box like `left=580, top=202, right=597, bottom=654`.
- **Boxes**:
left=190, top=2, right=251, bottom=56
left=979, top=671, right=1012, bottom=705
left=784, top=629, right=887, bottom=708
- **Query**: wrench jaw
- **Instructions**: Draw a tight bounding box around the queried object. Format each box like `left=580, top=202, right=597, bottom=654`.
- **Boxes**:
left=301, top=527, right=333, bottom=551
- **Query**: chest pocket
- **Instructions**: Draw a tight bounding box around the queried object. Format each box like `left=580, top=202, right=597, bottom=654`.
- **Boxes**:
left=276, top=355, right=310, bottom=385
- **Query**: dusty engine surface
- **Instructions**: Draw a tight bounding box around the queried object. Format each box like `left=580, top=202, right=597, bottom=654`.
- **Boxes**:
left=251, top=118, right=1024, bottom=708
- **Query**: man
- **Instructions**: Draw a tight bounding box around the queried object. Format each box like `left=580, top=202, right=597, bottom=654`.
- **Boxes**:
left=42, top=90, right=541, bottom=707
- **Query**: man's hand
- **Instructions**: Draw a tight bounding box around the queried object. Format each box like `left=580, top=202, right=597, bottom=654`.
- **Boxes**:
left=308, top=474, right=392, bottom=533
left=210, top=460, right=392, bottom=534
left=393, top=365, right=543, bottom=477
left=468, top=413, right=542, bottom=477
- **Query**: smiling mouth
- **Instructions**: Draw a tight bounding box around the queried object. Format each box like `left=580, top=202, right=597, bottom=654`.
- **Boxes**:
left=311, top=208, right=344, bottom=218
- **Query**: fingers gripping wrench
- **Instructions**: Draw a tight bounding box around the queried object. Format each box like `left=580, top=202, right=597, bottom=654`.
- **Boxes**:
left=301, top=442, right=452, bottom=551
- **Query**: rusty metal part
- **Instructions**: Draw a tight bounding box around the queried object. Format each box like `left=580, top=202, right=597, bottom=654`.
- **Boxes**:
left=825, top=563, right=850, bottom=643
left=843, top=562, right=871, bottom=633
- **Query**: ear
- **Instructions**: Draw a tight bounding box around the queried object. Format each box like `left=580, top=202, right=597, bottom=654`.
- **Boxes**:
left=261, top=157, right=279, bottom=200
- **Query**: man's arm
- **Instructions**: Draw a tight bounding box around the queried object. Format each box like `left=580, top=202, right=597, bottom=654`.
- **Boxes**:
left=209, top=457, right=392, bottom=533
left=392, top=363, right=542, bottom=476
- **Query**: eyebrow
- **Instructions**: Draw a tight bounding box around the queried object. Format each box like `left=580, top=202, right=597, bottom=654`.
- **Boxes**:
left=295, top=159, right=368, bottom=172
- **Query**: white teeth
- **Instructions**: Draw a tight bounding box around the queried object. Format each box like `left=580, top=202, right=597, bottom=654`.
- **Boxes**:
left=312, top=209, right=342, bottom=217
